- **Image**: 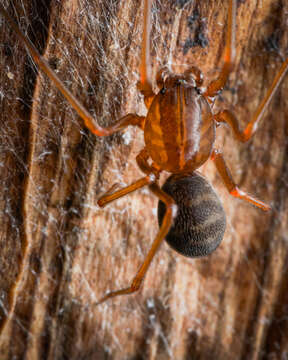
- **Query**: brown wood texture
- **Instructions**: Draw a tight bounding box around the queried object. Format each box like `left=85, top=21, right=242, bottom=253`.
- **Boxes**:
left=0, top=0, right=287, bottom=359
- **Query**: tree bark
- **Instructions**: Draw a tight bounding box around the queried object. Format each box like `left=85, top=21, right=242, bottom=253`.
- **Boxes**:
left=0, top=0, right=287, bottom=359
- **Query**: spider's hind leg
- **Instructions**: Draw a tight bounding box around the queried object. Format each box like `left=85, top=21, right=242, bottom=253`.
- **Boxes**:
left=96, top=149, right=177, bottom=305
left=97, top=148, right=160, bottom=207
left=96, top=183, right=177, bottom=305
left=211, top=149, right=270, bottom=211
left=97, top=175, right=155, bottom=208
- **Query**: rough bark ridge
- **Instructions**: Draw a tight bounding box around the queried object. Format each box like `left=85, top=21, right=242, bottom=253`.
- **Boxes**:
left=0, top=0, right=287, bottom=359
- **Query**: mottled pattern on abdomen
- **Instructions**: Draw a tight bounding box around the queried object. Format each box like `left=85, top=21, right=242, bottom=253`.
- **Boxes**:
left=158, top=172, right=226, bottom=257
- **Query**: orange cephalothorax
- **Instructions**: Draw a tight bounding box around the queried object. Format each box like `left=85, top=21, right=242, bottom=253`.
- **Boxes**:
left=144, top=81, right=215, bottom=173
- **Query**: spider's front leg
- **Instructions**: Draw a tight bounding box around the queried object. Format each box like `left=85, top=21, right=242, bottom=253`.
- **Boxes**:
left=0, top=4, right=148, bottom=138
left=205, top=0, right=236, bottom=98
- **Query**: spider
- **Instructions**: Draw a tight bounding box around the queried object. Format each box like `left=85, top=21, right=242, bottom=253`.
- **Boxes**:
left=1, top=0, right=287, bottom=306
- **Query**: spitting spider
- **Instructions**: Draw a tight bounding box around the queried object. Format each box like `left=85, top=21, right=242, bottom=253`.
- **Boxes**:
left=1, top=0, right=287, bottom=306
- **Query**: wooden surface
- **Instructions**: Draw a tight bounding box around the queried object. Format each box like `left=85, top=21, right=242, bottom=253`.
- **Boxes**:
left=0, top=0, right=287, bottom=359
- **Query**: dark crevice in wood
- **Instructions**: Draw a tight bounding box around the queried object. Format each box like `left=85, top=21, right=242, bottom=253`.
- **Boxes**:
left=0, top=0, right=52, bottom=334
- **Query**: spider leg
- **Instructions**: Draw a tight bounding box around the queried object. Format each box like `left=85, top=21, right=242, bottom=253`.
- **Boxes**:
left=97, top=175, right=155, bottom=208
left=205, top=0, right=236, bottom=97
left=137, top=0, right=156, bottom=107
left=214, top=58, right=288, bottom=141
left=0, top=4, right=145, bottom=136
left=96, top=183, right=177, bottom=305
left=98, top=148, right=160, bottom=207
left=211, top=149, right=270, bottom=211
left=136, top=148, right=161, bottom=175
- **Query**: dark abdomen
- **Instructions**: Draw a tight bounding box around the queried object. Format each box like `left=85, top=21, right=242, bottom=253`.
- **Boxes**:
left=158, top=172, right=226, bottom=257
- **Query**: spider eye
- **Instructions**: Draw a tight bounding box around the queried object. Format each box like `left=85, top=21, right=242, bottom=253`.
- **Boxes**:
left=160, top=87, right=166, bottom=94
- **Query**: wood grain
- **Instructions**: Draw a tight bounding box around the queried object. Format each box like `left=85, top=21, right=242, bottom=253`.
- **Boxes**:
left=0, top=0, right=287, bottom=359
